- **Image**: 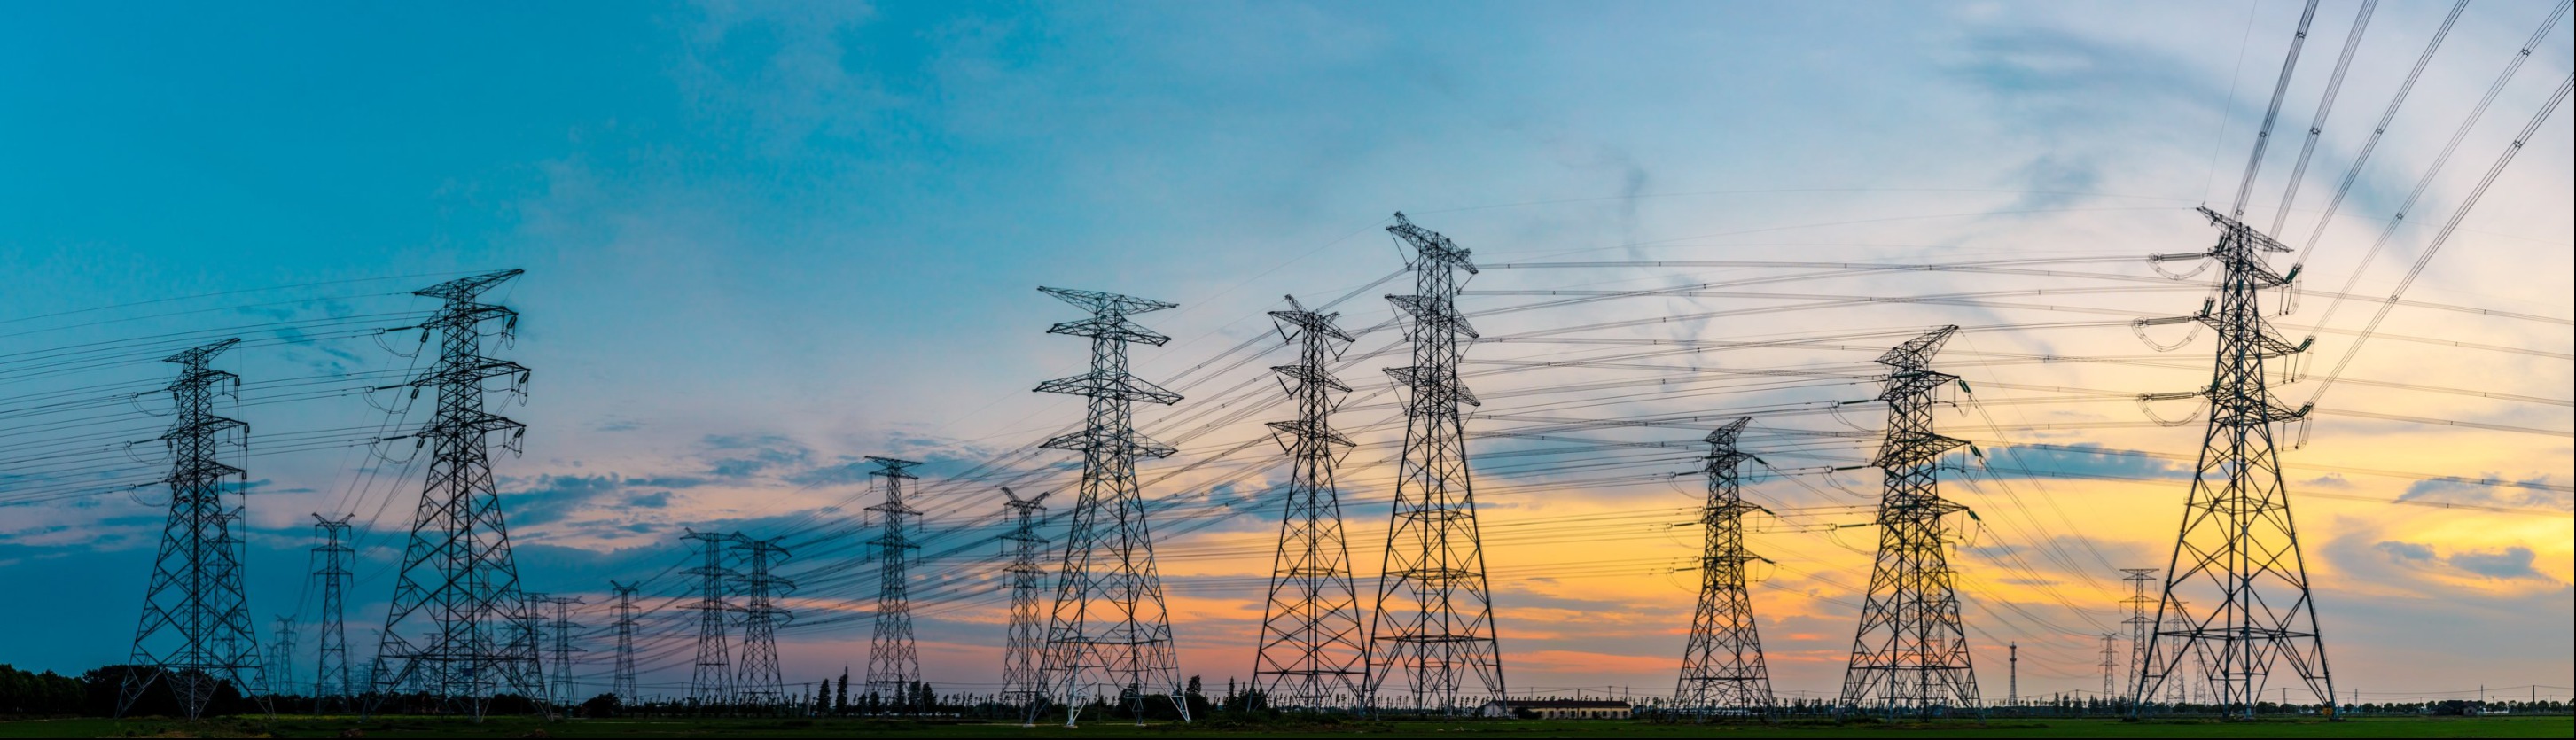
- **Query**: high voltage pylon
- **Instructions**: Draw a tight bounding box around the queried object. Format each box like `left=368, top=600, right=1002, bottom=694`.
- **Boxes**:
left=368, top=269, right=543, bottom=720
left=539, top=595, right=583, bottom=709
left=1368, top=214, right=1506, bottom=715
left=736, top=535, right=792, bottom=713
left=2133, top=207, right=2335, bottom=719
left=309, top=514, right=354, bottom=712
left=683, top=528, right=738, bottom=707
left=863, top=456, right=923, bottom=713
left=608, top=581, right=640, bottom=703
left=1673, top=417, right=1774, bottom=720
left=517, top=592, right=550, bottom=711
left=2100, top=635, right=2119, bottom=699
left=269, top=616, right=299, bottom=697
left=998, top=487, right=1051, bottom=712
left=1838, top=325, right=1980, bottom=719
left=1027, top=286, right=1190, bottom=727
left=2120, top=567, right=2158, bottom=705
left=118, top=337, right=269, bottom=719
left=1253, top=295, right=1369, bottom=712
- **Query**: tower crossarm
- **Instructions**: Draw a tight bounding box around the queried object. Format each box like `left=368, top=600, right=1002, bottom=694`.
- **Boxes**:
left=1385, top=365, right=1480, bottom=407
left=1870, top=431, right=1968, bottom=469
left=1387, top=213, right=1478, bottom=274
left=1386, top=294, right=1479, bottom=339
left=1040, top=429, right=1178, bottom=459
left=1035, top=370, right=1183, bottom=405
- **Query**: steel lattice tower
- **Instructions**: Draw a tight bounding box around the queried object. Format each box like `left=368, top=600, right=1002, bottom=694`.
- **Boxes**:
left=1367, top=214, right=1507, bottom=715
left=1838, top=325, right=1980, bottom=719
left=608, top=581, right=641, bottom=703
left=2101, top=635, right=2119, bottom=700
left=310, top=514, right=355, bottom=712
left=1253, top=295, right=1370, bottom=712
left=735, top=536, right=792, bottom=712
left=2119, top=568, right=2157, bottom=705
left=863, top=457, right=923, bottom=712
left=2132, top=207, right=2334, bottom=719
left=368, top=269, right=543, bottom=720
left=539, top=596, right=583, bottom=708
left=1027, top=286, right=1190, bottom=727
left=1674, top=417, right=1774, bottom=720
left=118, top=338, right=269, bottom=719
left=683, top=529, right=738, bottom=708
left=998, top=487, right=1051, bottom=712
left=270, top=616, right=299, bottom=697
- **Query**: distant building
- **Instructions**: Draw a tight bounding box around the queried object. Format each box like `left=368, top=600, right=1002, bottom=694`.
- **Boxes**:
left=1480, top=699, right=1634, bottom=719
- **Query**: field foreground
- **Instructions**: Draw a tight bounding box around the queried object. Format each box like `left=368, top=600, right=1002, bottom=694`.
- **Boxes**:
left=2, top=715, right=2569, bottom=738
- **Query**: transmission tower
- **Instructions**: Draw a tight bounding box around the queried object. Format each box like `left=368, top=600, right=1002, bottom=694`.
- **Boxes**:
left=270, top=616, right=300, bottom=697
left=1253, top=295, right=1370, bottom=712
left=1838, top=325, right=1980, bottom=719
left=2119, top=568, right=2157, bottom=705
left=683, top=528, right=738, bottom=708
left=608, top=581, right=640, bottom=703
left=539, top=596, right=584, bottom=708
left=1027, top=286, right=1190, bottom=727
left=736, top=536, right=793, bottom=712
left=1674, top=417, right=1774, bottom=720
left=2007, top=643, right=2017, bottom=707
left=2101, top=635, right=2119, bottom=701
left=863, top=457, right=923, bottom=713
left=118, top=338, right=269, bottom=719
left=310, top=514, right=354, bottom=712
left=1367, top=214, right=1506, bottom=715
left=368, top=269, right=544, bottom=720
left=516, top=592, right=550, bottom=711
left=998, top=487, right=1051, bottom=712
left=2132, top=207, right=2334, bottom=719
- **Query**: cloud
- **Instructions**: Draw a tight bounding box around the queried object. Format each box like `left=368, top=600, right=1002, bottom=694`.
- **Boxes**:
left=2398, top=475, right=2574, bottom=512
left=2448, top=547, right=2544, bottom=581
left=628, top=491, right=672, bottom=509
left=2373, top=540, right=2436, bottom=563
left=1972, top=443, right=2190, bottom=481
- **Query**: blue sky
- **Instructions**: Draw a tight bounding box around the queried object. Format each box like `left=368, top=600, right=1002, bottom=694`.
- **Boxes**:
left=4, top=0, right=2571, bottom=705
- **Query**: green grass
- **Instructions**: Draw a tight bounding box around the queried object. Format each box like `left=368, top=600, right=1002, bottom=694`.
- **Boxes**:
left=2, top=715, right=2567, bottom=738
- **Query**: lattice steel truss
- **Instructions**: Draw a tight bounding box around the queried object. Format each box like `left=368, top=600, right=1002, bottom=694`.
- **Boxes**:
left=683, top=528, right=737, bottom=707
left=1367, top=213, right=1507, bottom=716
left=1838, top=325, right=1980, bottom=719
left=999, top=487, right=1051, bottom=712
left=367, top=270, right=544, bottom=720
left=609, top=581, right=640, bottom=703
left=120, top=338, right=269, bottom=719
left=1027, top=286, right=1190, bottom=727
left=310, top=514, right=355, bottom=712
left=539, top=595, right=583, bottom=709
left=1674, top=417, right=1774, bottom=720
left=2120, top=567, right=2158, bottom=706
left=863, top=457, right=923, bottom=713
left=2132, top=207, right=2334, bottom=719
left=1253, top=295, right=1370, bottom=712
left=735, top=536, right=792, bottom=712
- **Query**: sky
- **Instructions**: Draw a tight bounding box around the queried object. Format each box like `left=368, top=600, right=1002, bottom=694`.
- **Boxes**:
left=2, top=0, right=2571, bottom=708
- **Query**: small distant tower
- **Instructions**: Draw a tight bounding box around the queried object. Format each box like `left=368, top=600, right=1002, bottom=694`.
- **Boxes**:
left=310, top=514, right=355, bottom=712
left=609, top=581, right=641, bottom=703
left=1672, top=417, right=1774, bottom=720
left=863, top=457, right=923, bottom=713
left=683, top=529, right=738, bottom=707
left=998, top=487, right=1051, bottom=712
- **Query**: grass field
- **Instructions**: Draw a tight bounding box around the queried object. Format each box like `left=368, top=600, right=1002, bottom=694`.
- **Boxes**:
left=3, top=715, right=2569, bottom=738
